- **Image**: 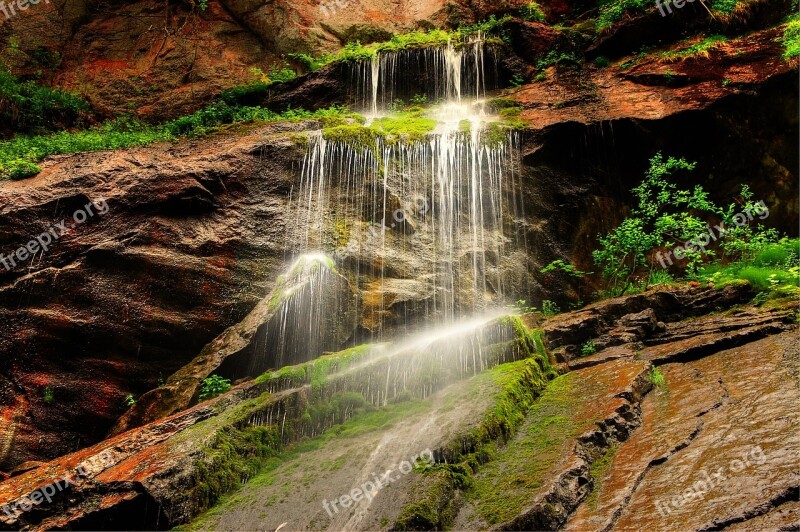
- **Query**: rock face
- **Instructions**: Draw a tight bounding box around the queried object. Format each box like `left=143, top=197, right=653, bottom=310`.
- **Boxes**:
left=2, top=286, right=794, bottom=531
left=0, top=123, right=308, bottom=469
left=0, top=315, right=539, bottom=530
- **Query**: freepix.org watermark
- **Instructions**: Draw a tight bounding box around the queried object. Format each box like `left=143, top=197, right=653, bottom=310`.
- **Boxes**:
left=655, top=0, right=708, bottom=17
left=1, top=449, right=116, bottom=521
left=0, top=0, right=48, bottom=22
left=655, top=199, right=768, bottom=269
left=655, top=445, right=767, bottom=517
left=0, top=198, right=108, bottom=272
left=322, top=448, right=434, bottom=517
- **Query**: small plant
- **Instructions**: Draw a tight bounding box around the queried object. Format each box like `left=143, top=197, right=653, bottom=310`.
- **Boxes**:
left=593, top=56, right=611, bottom=68
left=650, top=366, right=666, bottom=388
left=541, top=260, right=590, bottom=279
left=409, top=94, right=429, bottom=104
left=199, top=374, right=232, bottom=400
left=520, top=1, right=546, bottom=22
left=513, top=299, right=537, bottom=313
left=124, top=393, right=137, bottom=407
left=43, top=386, right=54, bottom=404
left=580, top=341, right=597, bottom=356
left=509, top=74, right=525, bottom=88
left=541, top=300, right=561, bottom=317
left=721, top=78, right=732, bottom=86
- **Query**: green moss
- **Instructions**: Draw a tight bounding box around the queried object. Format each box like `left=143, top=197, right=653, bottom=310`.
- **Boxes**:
left=661, top=35, right=727, bottom=61
left=586, top=445, right=618, bottom=510
left=470, top=373, right=580, bottom=524
left=394, top=345, right=557, bottom=530
left=0, top=105, right=358, bottom=180
left=254, top=343, right=375, bottom=388
left=322, top=124, right=383, bottom=149
left=330, top=218, right=351, bottom=248
left=372, top=116, right=437, bottom=141
left=783, top=13, right=800, bottom=59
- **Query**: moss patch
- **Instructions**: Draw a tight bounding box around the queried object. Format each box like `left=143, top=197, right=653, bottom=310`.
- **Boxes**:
left=469, top=372, right=580, bottom=525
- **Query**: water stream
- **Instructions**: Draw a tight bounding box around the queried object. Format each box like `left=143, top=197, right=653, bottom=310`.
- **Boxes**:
left=280, top=35, right=525, bottom=360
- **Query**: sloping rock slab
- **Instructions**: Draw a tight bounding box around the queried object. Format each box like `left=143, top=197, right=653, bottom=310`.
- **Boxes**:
left=542, top=284, right=753, bottom=353
left=453, top=358, right=652, bottom=530
left=566, top=329, right=800, bottom=531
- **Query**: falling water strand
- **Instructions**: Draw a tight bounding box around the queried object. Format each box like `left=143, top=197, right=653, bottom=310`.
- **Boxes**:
left=286, top=33, right=521, bottom=338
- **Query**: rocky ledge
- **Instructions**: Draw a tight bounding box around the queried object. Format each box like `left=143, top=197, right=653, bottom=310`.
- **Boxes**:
left=0, top=283, right=796, bottom=530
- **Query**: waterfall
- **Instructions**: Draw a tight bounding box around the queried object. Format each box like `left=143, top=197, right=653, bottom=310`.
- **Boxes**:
left=352, top=34, right=488, bottom=116
left=285, top=35, right=524, bottom=341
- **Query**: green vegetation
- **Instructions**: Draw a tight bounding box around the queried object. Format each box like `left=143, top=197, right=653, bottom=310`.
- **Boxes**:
left=521, top=1, right=546, bottom=22
left=649, top=366, right=666, bottom=387
left=783, top=13, right=800, bottom=59
left=541, top=300, right=561, bottom=317
left=592, top=153, right=799, bottom=300
left=662, top=35, right=728, bottom=61
left=43, top=386, right=54, bottom=404
left=199, top=375, right=232, bottom=400
left=586, top=445, right=618, bottom=510
left=469, top=372, right=579, bottom=524
left=0, top=104, right=358, bottom=180
left=124, top=393, right=137, bottom=407
left=593, top=56, right=612, bottom=68
left=535, top=49, right=582, bottom=73
left=0, top=70, right=89, bottom=134
left=289, top=16, right=513, bottom=74
left=541, top=260, right=590, bottom=279
left=594, top=154, right=743, bottom=291
left=580, top=341, right=597, bottom=356
left=596, top=0, right=650, bottom=32
left=698, top=238, right=800, bottom=298
left=396, top=352, right=558, bottom=530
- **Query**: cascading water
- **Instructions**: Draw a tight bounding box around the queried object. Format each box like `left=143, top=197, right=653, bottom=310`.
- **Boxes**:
left=285, top=35, right=525, bottom=344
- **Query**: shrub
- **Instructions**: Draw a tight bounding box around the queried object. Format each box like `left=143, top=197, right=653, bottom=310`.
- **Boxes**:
left=580, top=341, right=597, bottom=356
left=6, top=159, right=41, bottom=180
left=0, top=70, right=90, bottom=134
left=199, top=375, right=232, bottom=400
left=541, top=300, right=560, bottom=317
left=541, top=260, right=590, bottom=278
left=593, top=56, right=611, bottom=68
left=43, top=386, right=54, bottom=404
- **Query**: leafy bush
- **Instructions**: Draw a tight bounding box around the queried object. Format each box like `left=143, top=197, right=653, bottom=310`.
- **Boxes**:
left=199, top=375, right=232, bottom=400
left=541, top=260, right=589, bottom=278
left=580, top=341, right=597, bottom=356
left=535, top=50, right=582, bottom=72
left=593, top=56, right=611, bottom=68
left=592, top=153, right=720, bottom=293
left=0, top=70, right=89, bottom=134
left=541, top=300, right=561, bottom=317
left=7, top=159, right=40, bottom=180
left=43, top=386, right=54, bottom=404
left=124, top=393, right=137, bottom=407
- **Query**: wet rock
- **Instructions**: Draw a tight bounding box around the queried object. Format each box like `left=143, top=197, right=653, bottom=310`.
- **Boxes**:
left=110, top=254, right=357, bottom=436
left=541, top=284, right=754, bottom=356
